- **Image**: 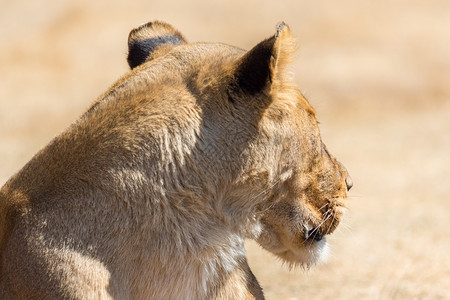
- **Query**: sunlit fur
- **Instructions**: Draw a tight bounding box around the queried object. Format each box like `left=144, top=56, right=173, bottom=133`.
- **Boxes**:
left=0, top=21, right=350, bottom=299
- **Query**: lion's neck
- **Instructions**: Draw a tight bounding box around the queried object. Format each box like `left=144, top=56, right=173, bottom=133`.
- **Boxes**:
left=109, top=232, right=262, bottom=299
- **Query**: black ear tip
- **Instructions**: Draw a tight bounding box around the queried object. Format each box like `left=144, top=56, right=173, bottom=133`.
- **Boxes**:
left=126, top=21, right=187, bottom=69
left=275, top=22, right=289, bottom=37
left=127, top=40, right=148, bottom=69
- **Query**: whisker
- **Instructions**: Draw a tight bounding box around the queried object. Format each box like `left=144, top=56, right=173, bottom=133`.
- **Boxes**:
left=339, top=222, right=354, bottom=236
left=319, top=213, right=332, bottom=228
left=317, top=202, right=329, bottom=211
left=253, top=179, right=280, bottom=200
left=252, top=178, right=282, bottom=214
left=322, top=208, right=332, bottom=218
left=312, top=216, right=332, bottom=240
left=326, top=214, right=336, bottom=235
left=309, top=213, right=332, bottom=237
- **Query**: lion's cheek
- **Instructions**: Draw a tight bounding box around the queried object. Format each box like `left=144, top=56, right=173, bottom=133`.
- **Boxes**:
left=255, top=223, right=286, bottom=254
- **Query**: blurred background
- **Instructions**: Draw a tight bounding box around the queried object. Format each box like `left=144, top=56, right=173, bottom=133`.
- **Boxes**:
left=1, top=0, right=449, bottom=299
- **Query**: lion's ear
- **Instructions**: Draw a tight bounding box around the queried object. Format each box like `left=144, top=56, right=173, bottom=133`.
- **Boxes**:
left=233, top=22, right=296, bottom=96
left=127, top=21, right=187, bottom=69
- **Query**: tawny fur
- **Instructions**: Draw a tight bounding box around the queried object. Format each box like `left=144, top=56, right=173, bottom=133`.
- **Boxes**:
left=0, top=21, right=351, bottom=299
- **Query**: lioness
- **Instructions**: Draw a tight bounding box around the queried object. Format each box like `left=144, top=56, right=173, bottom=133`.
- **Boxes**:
left=0, top=21, right=352, bottom=299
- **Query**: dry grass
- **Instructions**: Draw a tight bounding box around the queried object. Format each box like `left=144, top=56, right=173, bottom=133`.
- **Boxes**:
left=1, top=0, right=449, bottom=299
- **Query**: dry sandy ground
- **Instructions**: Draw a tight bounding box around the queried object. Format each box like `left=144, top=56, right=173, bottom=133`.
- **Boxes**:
left=1, top=0, right=449, bottom=299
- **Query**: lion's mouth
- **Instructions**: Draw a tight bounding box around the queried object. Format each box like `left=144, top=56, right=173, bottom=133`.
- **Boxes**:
left=304, top=227, right=324, bottom=242
left=256, top=221, right=330, bottom=268
left=256, top=198, right=347, bottom=267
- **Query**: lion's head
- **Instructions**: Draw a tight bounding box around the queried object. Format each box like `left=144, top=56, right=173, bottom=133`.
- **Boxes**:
left=126, top=21, right=352, bottom=268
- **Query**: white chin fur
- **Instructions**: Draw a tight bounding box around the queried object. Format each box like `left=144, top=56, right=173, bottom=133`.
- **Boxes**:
left=288, top=238, right=329, bottom=268
left=310, top=238, right=329, bottom=265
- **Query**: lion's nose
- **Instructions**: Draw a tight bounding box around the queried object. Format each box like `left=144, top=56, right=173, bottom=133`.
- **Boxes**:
left=337, top=161, right=353, bottom=191
left=345, top=175, right=353, bottom=191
